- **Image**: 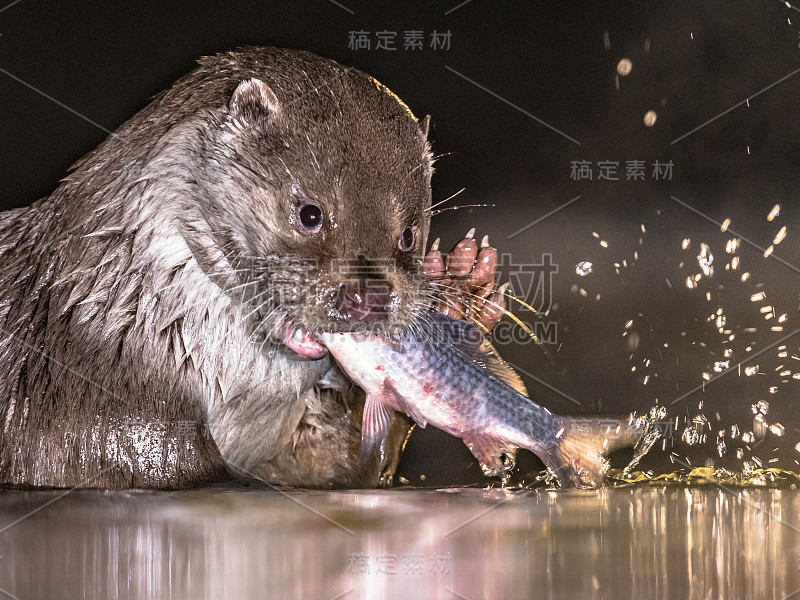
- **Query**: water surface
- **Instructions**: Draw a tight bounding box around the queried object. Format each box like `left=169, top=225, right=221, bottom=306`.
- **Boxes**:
left=1, top=485, right=797, bottom=599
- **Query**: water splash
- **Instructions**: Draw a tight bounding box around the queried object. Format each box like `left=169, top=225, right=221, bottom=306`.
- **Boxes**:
left=605, top=466, right=800, bottom=488
left=623, top=406, right=668, bottom=475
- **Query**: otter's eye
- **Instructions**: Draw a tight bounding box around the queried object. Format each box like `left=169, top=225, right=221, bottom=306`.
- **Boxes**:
left=398, top=227, right=415, bottom=252
left=298, top=204, right=323, bottom=232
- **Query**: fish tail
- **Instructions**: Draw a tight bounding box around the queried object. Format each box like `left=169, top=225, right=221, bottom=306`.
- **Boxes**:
left=539, top=414, right=649, bottom=488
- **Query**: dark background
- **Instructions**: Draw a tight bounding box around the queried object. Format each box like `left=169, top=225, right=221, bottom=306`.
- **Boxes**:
left=1, top=1, right=799, bottom=485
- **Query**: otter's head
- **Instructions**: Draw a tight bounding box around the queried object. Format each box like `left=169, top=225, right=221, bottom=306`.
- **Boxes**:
left=173, top=54, right=434, bottom=360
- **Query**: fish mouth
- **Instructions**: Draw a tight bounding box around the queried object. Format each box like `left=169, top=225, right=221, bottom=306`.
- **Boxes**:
left=280, top=319, right=328, bottom=360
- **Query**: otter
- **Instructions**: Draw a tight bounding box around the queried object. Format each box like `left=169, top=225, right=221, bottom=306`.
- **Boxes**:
left=0, top=46, right=504, bottom=489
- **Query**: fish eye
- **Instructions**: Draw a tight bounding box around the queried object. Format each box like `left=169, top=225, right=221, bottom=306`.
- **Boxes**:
left=298, top=203, right=323, bottom=232
left=398, top=227, right=415, bottom=252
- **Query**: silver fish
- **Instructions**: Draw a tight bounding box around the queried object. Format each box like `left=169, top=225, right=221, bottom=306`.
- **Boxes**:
left=321, top=313, right=649, bottom=487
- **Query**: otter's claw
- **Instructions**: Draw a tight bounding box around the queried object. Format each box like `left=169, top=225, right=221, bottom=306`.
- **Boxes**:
left=424, top=229, right=504, bottom=332
left=445, top=229, right=478, bottom=276
left=423, top=238, right=445, bottom=278
left=468, top=238, right=498, bottom=290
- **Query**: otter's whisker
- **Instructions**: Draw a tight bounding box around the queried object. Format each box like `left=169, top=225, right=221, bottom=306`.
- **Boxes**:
left=429, top=203, right=495, bottom=217
left=243, top=300, right=280, bottom=348
left=425, top=280, right=545, bottom=347
left=426, top=187, right=466, bottom=213
left=218, top=287, right=277, bottom=346
left=165, top=277, right=262, bottom=315
left=152, top=267, right=255, bottom=297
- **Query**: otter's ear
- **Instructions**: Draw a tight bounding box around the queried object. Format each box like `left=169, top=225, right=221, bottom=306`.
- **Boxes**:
left=229, top=78, right=280, bottom=121
left=419, top=114, right=431, bottom=138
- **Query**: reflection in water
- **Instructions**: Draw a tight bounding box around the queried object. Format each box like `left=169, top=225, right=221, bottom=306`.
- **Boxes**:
left=0, top=486, right=798, bottom=599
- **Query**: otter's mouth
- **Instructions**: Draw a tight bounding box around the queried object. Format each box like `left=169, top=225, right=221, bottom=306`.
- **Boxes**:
left=280, top=320, right=327, bottom=360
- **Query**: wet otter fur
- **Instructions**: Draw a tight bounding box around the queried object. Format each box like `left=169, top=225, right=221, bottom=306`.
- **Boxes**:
left=0, top=47, right=432, bottom=488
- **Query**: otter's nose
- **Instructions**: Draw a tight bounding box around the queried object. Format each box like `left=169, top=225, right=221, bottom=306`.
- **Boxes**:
left=336, top=283, right=391, bottom=323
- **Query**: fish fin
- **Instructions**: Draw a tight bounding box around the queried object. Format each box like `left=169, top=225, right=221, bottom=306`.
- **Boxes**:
left=361, top=393, right=396, bottom=462
left=382, top=379, right=428, bottom=429
left=538, top=415, right=649, bottom=488
left=462, top=433, right=514, bottom=477
left=474, top=340, right=528, bottom=397
left=424, top=312, right=529, bottom=396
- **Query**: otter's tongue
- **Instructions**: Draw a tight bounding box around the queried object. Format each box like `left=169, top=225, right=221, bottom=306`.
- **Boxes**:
left=281, top=324, right=327, bottom=359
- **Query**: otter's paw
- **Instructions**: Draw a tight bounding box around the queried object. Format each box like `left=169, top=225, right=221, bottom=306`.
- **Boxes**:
left=423, top=228, right=509, bottom=332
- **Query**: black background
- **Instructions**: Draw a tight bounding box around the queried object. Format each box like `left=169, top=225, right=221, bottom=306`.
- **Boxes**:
left=1, top=1, right=800, bottom=485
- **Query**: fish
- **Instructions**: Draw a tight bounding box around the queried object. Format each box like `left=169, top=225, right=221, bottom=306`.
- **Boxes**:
left=320, top=312, right=652, bottom=487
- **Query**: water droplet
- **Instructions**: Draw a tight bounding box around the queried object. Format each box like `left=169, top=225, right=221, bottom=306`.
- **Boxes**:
left=717, top=439, right=726, bottom=457
left=697, top=243, right=714, bottom=276
left=767, top=204, right=781, bottom=221
left=682, top=425, right=701, bottom=445
left=643, top=110, right=657, bottom=127
left=575, top=261, right=593, bottom=276
left=617, top=58, right=633, bottom=76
